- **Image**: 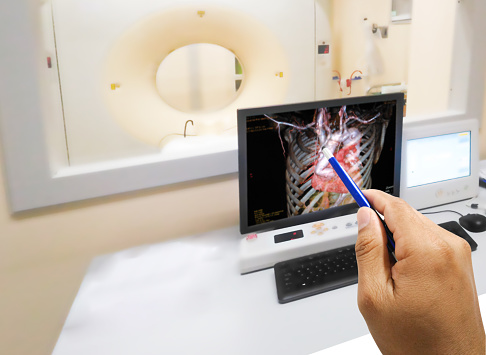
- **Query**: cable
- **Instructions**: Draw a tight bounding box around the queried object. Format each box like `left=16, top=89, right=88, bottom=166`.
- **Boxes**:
left=421, top=210, right=463, bottom=218
left=347, top=70, right=363, bottom=96
left=333, top=70, right=343, bottom=92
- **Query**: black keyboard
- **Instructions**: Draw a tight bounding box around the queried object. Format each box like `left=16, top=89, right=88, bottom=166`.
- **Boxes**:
left=274, top=222, right=478, bottom=304
left=274, top=245, right=357, bottom=303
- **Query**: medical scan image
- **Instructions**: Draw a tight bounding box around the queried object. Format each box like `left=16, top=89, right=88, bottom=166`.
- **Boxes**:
left=245, top=101, right=398, bottom=226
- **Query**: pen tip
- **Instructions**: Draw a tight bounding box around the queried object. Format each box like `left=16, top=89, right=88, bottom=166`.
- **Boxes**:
left=322, top=148, right=333, bottom=160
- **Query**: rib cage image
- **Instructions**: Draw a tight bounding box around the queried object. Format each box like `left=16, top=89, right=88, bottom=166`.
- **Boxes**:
left=270, top=104, right=393, bottom=217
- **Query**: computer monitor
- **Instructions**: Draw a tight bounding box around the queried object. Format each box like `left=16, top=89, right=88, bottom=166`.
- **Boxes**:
left=237, top=93, right=404, bottom=234
left=407, top=132, right=471, bottom=188
left=400, top=117, right=479, bottom=210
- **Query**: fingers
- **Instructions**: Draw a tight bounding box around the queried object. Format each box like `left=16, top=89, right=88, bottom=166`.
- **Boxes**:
left=362, top=189, right=410, bottom=223
left=362, top=190, right=429, bottom=247
left=363, top=190, right=427, bottom=226
left=356, top=207, right=393, bottom=299
left=362, top=189, right=464, bottom=260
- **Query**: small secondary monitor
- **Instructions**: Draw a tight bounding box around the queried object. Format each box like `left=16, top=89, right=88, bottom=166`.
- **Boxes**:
left=407, top=131, right=471, bottom=188
left=237, top=93, right=404, bottom=234
left=400, top=117, right=479, bottom=210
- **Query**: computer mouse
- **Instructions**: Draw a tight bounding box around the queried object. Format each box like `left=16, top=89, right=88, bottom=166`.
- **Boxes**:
left=459, top=214, right=486, bottom=233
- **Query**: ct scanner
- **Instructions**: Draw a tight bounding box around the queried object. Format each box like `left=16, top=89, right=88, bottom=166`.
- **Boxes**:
left=0, top=0, right=484, bottom=212
left=103, top=5, right=290, bottom=146
left=48, top=0, right=332, bottom=166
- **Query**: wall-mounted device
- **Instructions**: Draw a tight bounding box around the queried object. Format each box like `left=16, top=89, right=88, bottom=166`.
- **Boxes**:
left=400, top=118, right=479, bottom=210
left=237, top=93, right=404, bottom=273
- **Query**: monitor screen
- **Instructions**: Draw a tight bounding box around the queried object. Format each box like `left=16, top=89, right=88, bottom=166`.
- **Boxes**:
left=238, top=93, right=404, bottom=234
left=406, top=131, right=471, bottom=188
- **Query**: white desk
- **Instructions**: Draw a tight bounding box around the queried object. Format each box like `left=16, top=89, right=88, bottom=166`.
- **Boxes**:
left=53, top=188, right=486, bottom=355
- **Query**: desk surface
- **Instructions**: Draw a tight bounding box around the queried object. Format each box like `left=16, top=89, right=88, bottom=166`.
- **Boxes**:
left=53, top=188, right=486, bottom=355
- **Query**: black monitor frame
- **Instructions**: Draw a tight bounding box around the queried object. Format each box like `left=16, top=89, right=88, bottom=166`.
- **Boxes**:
left=237, top=93, right=404, bottom=235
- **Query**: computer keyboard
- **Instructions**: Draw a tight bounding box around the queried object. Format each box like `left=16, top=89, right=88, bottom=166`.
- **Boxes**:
left=274, top=222, right=478, bottom=304
left=274, top=245, right=358, bottom=304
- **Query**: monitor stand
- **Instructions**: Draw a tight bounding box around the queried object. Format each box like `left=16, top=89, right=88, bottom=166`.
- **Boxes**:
left=239, top=214, right=359, bottom=274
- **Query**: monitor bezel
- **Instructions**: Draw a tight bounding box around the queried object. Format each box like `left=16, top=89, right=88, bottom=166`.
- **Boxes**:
left=237, top=93, right=405, bottom=235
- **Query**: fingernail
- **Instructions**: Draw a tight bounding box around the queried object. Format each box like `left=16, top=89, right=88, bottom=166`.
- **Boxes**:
left=357, top=208, right=370, bottom=229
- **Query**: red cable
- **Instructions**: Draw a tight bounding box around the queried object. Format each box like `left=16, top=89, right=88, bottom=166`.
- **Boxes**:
left=333, top=70, right=343, bottom=92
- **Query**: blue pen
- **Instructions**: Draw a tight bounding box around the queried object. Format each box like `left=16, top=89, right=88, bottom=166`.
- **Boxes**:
left=322, top=148, right=397, bottom=262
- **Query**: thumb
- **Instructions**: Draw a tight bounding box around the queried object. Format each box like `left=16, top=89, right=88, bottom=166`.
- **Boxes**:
left=355, top=207, right=392, bottom=290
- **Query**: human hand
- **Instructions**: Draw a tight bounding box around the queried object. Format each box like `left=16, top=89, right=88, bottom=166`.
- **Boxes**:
left=356, top=189, right=485, bottom=354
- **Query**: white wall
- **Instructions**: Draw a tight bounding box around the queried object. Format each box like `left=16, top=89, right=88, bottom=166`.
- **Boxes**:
left=331, top=0, right=411, bottom=97
left=406, top=0, right=457, bottom=116
left=481, top=82, right=486, bottom=160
